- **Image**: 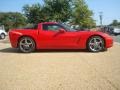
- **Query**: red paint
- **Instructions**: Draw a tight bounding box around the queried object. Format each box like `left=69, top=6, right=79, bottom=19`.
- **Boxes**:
left=9, top=22, right=113, bottom=50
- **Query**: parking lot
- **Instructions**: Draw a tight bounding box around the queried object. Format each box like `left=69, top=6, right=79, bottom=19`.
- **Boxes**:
left=0, top=36, right=120, bottom=90
left=113, top=35, right=120, bottom=43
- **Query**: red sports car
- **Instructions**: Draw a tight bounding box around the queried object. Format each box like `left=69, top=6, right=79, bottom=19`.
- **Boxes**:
left=9, top=22, right=113, bottom=53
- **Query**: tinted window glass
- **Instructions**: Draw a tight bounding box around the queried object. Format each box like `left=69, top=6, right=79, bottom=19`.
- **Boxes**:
left=43, top=24, right=63, bottom=31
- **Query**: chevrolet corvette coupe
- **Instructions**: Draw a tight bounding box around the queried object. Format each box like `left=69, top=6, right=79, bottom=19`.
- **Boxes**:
left=9, top=22, right=113, bottom=53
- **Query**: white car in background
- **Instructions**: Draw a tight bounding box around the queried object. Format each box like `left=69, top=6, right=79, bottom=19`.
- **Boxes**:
left=112, top=28, right=120, bottom=35
left=0, top=29, right=7, bottom=39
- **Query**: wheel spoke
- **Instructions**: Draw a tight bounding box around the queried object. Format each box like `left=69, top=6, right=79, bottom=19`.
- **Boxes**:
left=93, top=38, right=97, bottom=43
left=98, top=45, right=102, bottom=49
left=25, top=38, right=28, bottom=44
left=90, top=42, right=95, bottom=46
left=27, top=42, right=33, bottom=45
left=20, top=42, right=25, bottom=45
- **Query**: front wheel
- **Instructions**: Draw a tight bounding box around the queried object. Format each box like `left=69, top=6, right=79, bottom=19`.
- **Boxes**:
left=19, top=37, right=35, bottom=53
left=87, top=36, right=105, bottom=52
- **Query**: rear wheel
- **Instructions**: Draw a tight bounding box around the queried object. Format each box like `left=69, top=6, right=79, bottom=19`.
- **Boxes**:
left=19, top=37, right=35, bottom=53
left=87, top=36, right=105, bottom=52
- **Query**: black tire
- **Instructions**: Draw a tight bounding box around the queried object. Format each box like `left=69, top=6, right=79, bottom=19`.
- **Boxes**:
left=114, top=34, right=118, bottom=36
left=0, top=33, right=5, bottom=39
left=18, top=37, right=35, bottom=53
left=87, top=36, right=105, bottom=52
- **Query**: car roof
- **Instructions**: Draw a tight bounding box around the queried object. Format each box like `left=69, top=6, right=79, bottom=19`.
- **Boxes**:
left=39, top=22, right=58, bottom=24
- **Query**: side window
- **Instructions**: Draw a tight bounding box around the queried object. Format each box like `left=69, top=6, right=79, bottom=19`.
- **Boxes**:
left=43, top=24, right=62, bottom=31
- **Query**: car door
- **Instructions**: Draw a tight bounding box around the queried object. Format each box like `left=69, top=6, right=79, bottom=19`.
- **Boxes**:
left=39, top=23, right=79, bottom=49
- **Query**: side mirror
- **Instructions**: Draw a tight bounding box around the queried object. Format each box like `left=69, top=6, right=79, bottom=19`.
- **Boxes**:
left=59, top=29, right=65, bottom=33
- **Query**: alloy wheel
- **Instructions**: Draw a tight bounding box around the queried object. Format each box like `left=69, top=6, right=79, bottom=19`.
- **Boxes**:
left=19, top=37, right=35, bottom=53
left=88, top=36, right=104, bottom=52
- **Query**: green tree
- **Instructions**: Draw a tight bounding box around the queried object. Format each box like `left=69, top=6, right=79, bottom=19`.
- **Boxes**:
left=23, top=3, right=45, bottom=24
left=43, top=0, right=71, bottom=22
left=23, top=0, right=71, bottom=23
left=0, top=12, right=26, bottom=31
left=22, top=0, right=96, bottom=28
left=71, top=0, right=96, bottom=28
left=109, top=20, right=119, bottom=26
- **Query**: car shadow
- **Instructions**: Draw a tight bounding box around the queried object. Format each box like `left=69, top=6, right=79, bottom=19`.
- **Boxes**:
left=35, top=49, right=90, bottom=53
left=0, top=47, right=91, bottom=53
left=0, top=48, right=20, bottom=53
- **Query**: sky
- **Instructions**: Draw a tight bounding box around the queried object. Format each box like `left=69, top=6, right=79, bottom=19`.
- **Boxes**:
left=0, top=0, right=120, bottom=25
left=86, top=0, right=120, bottom=25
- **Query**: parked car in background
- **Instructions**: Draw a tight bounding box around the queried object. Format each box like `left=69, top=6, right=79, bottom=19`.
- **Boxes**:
left=112, top=28, right=120, bottom=35
left=0, top=29, right=7, bottom=39
left=101, top=26, right=120, bottom=36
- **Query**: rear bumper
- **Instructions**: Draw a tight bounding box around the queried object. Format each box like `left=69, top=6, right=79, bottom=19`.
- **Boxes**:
left=9, top=31, right=20, bottom=48
left=9, top=36, right=18, bottom=48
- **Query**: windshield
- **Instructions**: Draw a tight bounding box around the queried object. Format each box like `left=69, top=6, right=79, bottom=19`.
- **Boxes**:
left=59, top=23, right=77, bottom=32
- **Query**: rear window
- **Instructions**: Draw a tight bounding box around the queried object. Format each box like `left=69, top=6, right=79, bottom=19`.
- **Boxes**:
left=23, top=24, right=38, bottom=29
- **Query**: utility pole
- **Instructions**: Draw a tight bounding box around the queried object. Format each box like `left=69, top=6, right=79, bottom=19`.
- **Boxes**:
left=99, top=12, right=103, bottom=27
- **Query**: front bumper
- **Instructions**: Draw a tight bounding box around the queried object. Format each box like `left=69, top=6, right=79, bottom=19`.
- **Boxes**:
left=105, top=37, right=113, bottom=48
